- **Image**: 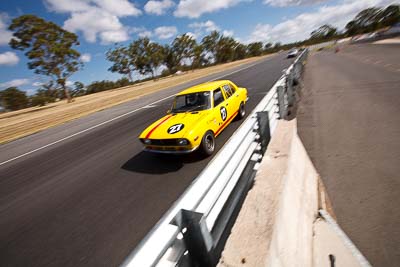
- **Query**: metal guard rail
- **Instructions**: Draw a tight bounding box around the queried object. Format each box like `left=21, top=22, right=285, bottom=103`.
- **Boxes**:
left=121, top=49, right=309, bottom=267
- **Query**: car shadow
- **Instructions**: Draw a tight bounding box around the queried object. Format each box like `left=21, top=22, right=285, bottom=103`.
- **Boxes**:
left=121, top=151, right=209, bottom=174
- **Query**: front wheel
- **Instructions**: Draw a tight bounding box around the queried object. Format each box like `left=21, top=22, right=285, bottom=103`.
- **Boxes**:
left=237, top=102, right=246, bottom=119
left=200, top=131, right=215, bottom=156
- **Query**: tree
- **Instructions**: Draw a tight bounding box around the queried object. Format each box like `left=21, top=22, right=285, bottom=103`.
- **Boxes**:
left=233, top=43, right=247, bottom=60
left=132, top=38, right=165, bottom=78
left=215, top=36, right=237, bottom=63
left=380, top=5, right=400, bottom=27
left=86, top=80, right=117, bottom=94
left=163, top=44, right=179, bottom=74
left=9, top=15, right=82, bottom=103
left=202, top=31, right=238, bottom=64
left=145, top=41, right=165, bottom=79
left=247, top=42, right=263, bottom=57
left=202, top=31, right=221, bottom=62
left=346, top=7, right=382, bottom=35
left=115, top=77, right=131, bottom=87
left=264, top=42, right=272, bottom=51
left=0, top=87, right=29, bottom=111
left=71, top=81, right=85, bottom=97
left=345, top=21, right=358, bottom=36
left=38, top=81, right=59, bottom=101
left=172, top=34, right=196, bottom=66
left=161, top=34, right=197, bottom=73
left=191, top=44, right=206, bottom=69
left=106, top=45, right=136, bottom=82
left=30, top=89, right=54, bottom=106
left=310, top=24, right=337, bottom=40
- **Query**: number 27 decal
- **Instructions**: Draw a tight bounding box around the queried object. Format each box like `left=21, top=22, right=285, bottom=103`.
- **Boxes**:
left=220, top=106, right=227, bottom=121
left=168, top=123, right=184, bottom=134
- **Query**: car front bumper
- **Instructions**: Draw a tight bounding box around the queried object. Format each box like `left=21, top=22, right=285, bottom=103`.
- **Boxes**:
left=143, top=145, right=199, bottom=154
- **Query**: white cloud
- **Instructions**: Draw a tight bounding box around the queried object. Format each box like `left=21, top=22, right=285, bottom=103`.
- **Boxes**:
left=80, top=53, right=91, bottom=63
left=248, top=24, right=273, bottom=43
left=154, top=26, right=178, bottom=39
left=45, top=0, right=141, bottom=44
left=174, top=0, right=248, bottom=18
left=32, top=82, right=44, bottom=87
left=66, top=80, right=74, bottom=87
left=264, top=0, right=327, bottom=7
left=0, top=13, right=13, bottom=46
left=0, top=78, right=30, bottom=89
left=44, top=0, right=91, bottom=13
left=248, top=0, right=396, bottom=44
left=189, top=20, right=220, bottom=32
left=25, top=89, right=36, bottom=96
left=130, top=26, right=177, bottom=39
left=0, top=52, right=19, bottom=66
left=93, top=0, right=141, bottom=16
left=63, top=9, right=129, bottom=43
left=100, top=29, right=130, bottom=44
left=145, top=0, right=175, bottom=15
left=185, top=31, right=197, bottom=39
left=138, top=30, right=153, bottom=38
left=188, top=20, right=235, bottom=39
left=45, top=0, right=141, bottom=16
left=129, top=27, right=153, bottom=37
left=223, top=30, right=234, bottom=37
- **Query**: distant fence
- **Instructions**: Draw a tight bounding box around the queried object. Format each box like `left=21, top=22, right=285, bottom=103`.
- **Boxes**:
left=120, top=49, right=309, bottom=267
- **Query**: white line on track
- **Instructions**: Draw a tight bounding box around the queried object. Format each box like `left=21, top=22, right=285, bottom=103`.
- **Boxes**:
left=0, top=58, right=268, bottom=166
left=0, top=95, right=174, bottom=166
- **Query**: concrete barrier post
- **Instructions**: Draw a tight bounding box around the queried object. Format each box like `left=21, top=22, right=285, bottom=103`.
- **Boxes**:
left=286, top=72, right=295, bottom=107
left=276, top=85, right=287, bottom=119
left=256, top=111, right=271, bottom=154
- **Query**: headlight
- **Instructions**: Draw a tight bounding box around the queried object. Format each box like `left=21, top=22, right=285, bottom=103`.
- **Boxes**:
left=143, top=139, right=151, bottom=144
left=178, top=139, right=189, bottom=145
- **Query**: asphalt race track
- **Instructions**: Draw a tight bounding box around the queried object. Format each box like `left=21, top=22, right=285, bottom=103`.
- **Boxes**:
left=0, top=53, right=294, bottom=266
left=297, top=43, right=400, bottom=266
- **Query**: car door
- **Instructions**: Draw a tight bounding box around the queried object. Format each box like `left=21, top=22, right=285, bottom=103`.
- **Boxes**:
left=211, top=87, right=229, bottom=136
left=222, top=83, right=238, bottom=118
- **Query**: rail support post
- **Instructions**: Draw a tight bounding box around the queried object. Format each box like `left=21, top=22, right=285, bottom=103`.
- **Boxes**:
left=174, top=210, right=215, bottom=267
left=286, top=71, right=295, bottom=107
left=276, top=85, right=287, bottom=119
left=256, top=111, right=271, bottom=154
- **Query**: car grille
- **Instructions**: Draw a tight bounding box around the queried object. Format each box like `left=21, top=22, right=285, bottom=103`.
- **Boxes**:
left=148, top=139, right=180, bottom=146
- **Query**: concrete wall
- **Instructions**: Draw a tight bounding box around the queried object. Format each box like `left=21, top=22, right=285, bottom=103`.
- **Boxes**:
left=218, top=120, right=371, bottom=267
left=265, top=122, right=319, bottom=267
left=218, top=120, right=295, bottom=267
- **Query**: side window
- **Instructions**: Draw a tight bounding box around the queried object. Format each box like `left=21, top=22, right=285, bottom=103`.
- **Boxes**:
left=222, top=85, right=232, bottom=98
left=213, top=88, right=225, bottom=107
left=228, top=83, right=236, bottom=94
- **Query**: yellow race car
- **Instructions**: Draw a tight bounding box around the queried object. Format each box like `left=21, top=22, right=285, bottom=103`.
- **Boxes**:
left=139, top=80, right=248, bottom=155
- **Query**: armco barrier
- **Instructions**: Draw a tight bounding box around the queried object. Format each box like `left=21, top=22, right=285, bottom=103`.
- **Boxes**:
left=120, top=49, right=309, bottom=267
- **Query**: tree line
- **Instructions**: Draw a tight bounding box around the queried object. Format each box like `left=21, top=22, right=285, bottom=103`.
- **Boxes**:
left=1, top=4, right=399, bottom=111
left=105, top=31, right=267, bottom=82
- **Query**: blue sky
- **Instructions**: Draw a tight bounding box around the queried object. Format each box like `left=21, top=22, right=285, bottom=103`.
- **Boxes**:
left=0, top=0, right=397, bottom=94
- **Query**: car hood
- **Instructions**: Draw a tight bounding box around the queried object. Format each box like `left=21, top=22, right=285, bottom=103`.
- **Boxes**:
left=140, top=111, right=209, bottom=139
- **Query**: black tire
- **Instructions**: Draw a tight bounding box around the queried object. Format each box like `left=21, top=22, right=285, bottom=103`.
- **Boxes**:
left=237, top=102, right=246, bottom=119
left=200, top=131, right=215, bottom=156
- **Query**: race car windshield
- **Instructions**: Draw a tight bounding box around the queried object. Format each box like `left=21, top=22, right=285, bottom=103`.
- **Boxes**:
left=171, top=92, right=211, bottom=113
